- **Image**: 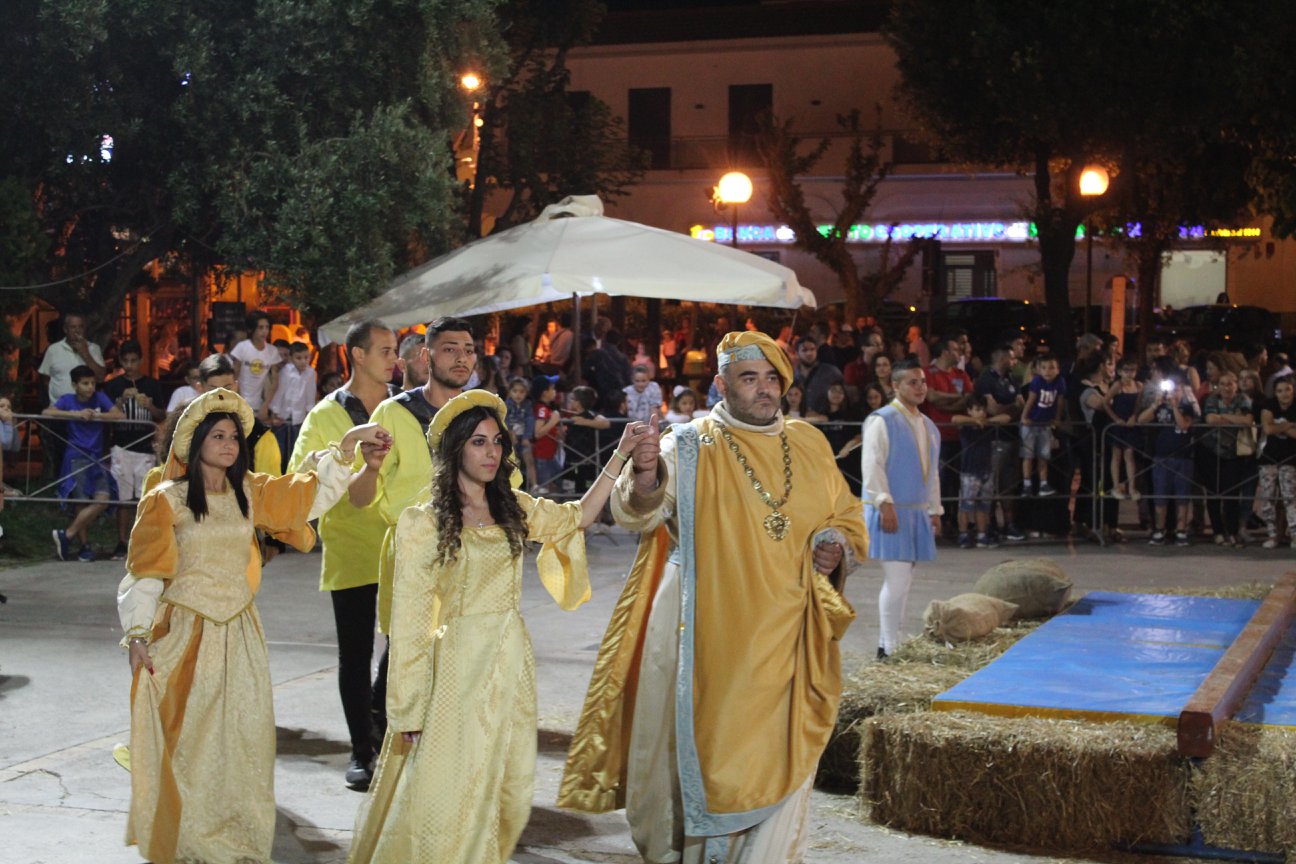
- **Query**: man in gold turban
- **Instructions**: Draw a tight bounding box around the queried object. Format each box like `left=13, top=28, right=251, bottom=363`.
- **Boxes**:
left=559, top=330, right=867, bottom=862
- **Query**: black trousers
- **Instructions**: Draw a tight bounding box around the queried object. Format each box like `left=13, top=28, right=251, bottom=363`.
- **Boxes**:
left=1203, top=455, right=1247, bottom=537
left=330, top=583, right=389, bottom=763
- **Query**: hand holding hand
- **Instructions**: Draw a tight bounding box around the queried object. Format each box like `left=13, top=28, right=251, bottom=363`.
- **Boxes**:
left=627, top=415, right=661, bottom=475
left=341, top=423, right=393, bottom=459
left=813, top=541, right=843, bottom=575
left=360, top=439, right=390, bottom=470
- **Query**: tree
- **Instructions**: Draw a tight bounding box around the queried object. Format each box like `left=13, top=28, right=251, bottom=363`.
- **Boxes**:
left=464, top=0, right=646, bottom=238
left=884, top=1, right=1281, bottom=357
left=757, top=110, right=921, bottom=322
left=0, top=0, right=503, bottom=336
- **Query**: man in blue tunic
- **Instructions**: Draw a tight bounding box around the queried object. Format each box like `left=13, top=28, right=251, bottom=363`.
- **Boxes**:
left=860, top=358, right=943, bottom=657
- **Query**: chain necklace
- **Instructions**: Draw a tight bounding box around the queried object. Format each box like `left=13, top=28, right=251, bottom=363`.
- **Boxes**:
left=716, top=423, right=793, bottom=540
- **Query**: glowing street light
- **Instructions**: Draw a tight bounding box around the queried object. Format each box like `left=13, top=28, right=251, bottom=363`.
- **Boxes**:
left=460, top=72, right=482, bottom=91
left=713, top=171, right=753, bottom=248
left=1079, top=164, right=1111, bottom=327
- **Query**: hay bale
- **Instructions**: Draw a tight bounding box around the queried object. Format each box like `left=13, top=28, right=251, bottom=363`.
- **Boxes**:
left=819, top=625, right=1042, bottom=789
left=974, top=558, right=1072, bottom=618
left=923, top=593, right=1018, bottom=642
left=1194, top=724, right=1296, bottom=855
left=858, top=712, right=1191, bottom=850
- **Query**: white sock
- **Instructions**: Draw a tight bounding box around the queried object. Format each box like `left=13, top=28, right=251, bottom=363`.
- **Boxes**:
left=878, top=560, right=915, bottom=654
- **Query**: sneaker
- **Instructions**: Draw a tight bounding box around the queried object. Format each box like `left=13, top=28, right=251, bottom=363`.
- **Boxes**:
left=976, top=533, right=999, bottom=549
left=52, top=529, right=70, bottom=561
left=77, top=545, right=95, bottom=562
left=1111, top=486, right=1127, bottom=500
left=111, top=543, right=128, bottom=561
left=1130, top=489, right=1143, bottom=501
left=1262, top=537, right=1279, bottom=549
left=958, top=532, right=974, bottom=549
left=345, top=757, right=373, bottom=790
left=1214, top=534, right=1227, bottom=546
left=875, top=647, right=890, bottom=662
left=1037, top=481, right=1057, bottom=496
left=1175, top=531, right=1190, bottom=547
left=1149, top=530, right=1166, bottom=545
left=1005, top=525, right=1027, bottom=542
left=1021, top=480, right=1034, bottom=496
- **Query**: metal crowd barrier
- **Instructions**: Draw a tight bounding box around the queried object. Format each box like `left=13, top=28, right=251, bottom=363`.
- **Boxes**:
left=2, top=413, right=158, bottom=505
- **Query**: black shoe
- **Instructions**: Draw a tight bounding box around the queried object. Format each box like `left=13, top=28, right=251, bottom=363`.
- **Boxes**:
left=1005, top=525, right=1026, bottom=541
left=876, top=647, right=889, bottom=661
left=345, top=757, right=373, bottom=790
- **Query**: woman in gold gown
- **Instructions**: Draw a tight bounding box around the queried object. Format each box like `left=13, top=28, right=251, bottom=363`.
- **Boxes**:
left=116, top=388, right=390, bottom=864
left=348, top=390, right=651, bottom=864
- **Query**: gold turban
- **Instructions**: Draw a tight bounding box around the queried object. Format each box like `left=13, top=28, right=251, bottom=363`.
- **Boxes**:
left=715, top=330, right=794, bottom=395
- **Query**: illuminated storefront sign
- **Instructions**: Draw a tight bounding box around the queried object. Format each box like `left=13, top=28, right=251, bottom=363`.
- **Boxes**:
left=690, top=221, right=1260, bottom=244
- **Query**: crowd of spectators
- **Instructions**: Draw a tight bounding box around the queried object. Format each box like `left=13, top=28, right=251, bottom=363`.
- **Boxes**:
left=10, top=306, right=1295, bottom=560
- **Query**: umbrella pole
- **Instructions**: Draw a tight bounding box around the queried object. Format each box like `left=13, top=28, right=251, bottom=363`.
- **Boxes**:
left=571, top=292, right=582, bottom=383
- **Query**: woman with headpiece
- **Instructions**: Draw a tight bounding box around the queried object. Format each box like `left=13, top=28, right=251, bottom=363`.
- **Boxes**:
left=348, top=390, right=651, bottom=864
left=115, top=388, right=391, bottom=864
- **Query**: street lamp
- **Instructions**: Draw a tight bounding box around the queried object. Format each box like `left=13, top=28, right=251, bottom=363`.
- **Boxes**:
left=460, top=72, right=482, bottom=91
left=1079, top=165, right=1110, bottom=331
left=713, top=171, right=753, bottom=248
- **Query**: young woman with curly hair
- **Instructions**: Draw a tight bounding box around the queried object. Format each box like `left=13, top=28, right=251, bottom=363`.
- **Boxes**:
left=349, top=390, right=653, bottom=864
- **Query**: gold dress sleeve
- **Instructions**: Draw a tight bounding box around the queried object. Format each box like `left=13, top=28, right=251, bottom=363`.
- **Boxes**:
left=125, top=487, right=179, bottom=579
left=248, top=471, right=319, bottom=552
left=516, top=490, right=591, bottom=611
left=386, top=506, right=441, bottom=733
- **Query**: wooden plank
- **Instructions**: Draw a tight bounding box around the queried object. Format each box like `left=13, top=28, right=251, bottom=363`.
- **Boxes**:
left=1177, top=572, right=1296, bottom=758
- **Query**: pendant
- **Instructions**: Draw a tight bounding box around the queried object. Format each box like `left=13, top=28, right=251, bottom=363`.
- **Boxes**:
left=763, top=510, right=790, bottom=541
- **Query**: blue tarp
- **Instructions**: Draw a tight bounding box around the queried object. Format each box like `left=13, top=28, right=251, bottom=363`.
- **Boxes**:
left=931, top=591, right=1296, bottom=728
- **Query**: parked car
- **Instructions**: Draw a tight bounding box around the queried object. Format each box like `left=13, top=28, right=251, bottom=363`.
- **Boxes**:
left=1162, top=304, right=1282, bottom=350
left=925, top=298, right=1050, bottom=358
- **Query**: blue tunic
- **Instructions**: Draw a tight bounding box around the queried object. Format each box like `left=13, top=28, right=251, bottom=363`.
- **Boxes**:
left=863, top=404, right=938, bottom=562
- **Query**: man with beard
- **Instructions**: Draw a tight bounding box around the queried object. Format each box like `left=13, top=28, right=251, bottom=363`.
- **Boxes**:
left=396, top=332, right=430, bottom=390
left=349, top=317, right=474, bottom=634
left=289, top=320, right=399, bottom=790
left=559, top=331, right=866, bottom=863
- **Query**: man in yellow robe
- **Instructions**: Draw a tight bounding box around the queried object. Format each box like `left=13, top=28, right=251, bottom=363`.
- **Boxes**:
left=559, top=331, right=867, bottom=862
left=289, top=319, right=399, bottom=789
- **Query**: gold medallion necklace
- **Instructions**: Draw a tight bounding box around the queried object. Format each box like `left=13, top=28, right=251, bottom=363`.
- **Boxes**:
left=716, top=423, right=793, bottom=541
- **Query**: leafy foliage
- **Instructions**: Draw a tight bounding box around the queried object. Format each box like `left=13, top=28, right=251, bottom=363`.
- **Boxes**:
left=757, top=109, right=921, bottom=320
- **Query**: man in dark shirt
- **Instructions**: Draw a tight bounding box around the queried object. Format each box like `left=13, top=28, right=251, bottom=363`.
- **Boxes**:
left=102, top=340, right=165, bottom=559
left=975, top=344, right=1026, bottom=540
left=583, top=329, right=633, bottom=413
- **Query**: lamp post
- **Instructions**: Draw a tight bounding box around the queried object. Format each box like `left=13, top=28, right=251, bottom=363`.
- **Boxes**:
left=714, top=171, right=753, bottom=248
left=1079, top=165, right=1110, bottom=330
left=457, top=72, right=484, bottom=186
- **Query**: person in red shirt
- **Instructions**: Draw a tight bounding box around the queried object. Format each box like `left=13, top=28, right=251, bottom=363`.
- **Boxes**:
left=923, top=333, right=973, bottom=537
left=531, top=374, right=563, bottom=491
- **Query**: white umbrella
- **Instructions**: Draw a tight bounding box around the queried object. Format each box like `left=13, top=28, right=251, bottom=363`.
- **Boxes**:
left=319, top=195, right=815, bottom=343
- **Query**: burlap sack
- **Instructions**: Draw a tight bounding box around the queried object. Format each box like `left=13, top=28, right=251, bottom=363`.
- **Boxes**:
left=973, top=558, right=1072, bottom=618
left=923, top=593, right=1018, bottom=641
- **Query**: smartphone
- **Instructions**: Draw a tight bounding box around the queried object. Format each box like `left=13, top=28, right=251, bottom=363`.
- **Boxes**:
left=1159, top=380, right=1175, bottom=393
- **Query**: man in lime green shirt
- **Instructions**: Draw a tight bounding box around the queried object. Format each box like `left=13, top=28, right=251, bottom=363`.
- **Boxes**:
left=348, top=317, right=475, bottom=635
left=289, top=319, right=398, bottom=790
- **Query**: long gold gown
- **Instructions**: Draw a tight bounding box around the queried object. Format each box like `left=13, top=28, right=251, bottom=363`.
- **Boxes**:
left=348, top=491, right=590, bottom=864
left=118, top=467, right=342, bottom=864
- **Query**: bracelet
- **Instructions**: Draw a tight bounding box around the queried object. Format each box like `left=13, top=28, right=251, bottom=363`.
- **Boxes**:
left=601, top=465, right=621, bottom=482
left=615, top=448, right=631, bottom=462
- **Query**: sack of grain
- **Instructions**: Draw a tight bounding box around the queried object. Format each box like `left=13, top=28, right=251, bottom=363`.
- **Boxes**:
left=923, top=593, right=1018, bottom=641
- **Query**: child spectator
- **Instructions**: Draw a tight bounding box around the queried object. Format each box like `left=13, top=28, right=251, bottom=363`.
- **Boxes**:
left=1137, top=370, right=1199, bottom=545
left=505, top=376, right=537, bottom=489
left=166, top=363, right=203, bottom=412
left=1020, top=353, right=1067, bottom=496
left=623, top=364, right=663, bottom=424
left=103, top=340, right=166, bottom=559
left=530, top=374, right=563, bottom=491
left=0, top=394, right=20, bottom=452
left=954, top=394, right=1009, bottom=548
left=563, top=386, right=611, bottom=492
left=664, top=387, right=706, bottom=424
left=267, top=342, right=317, bottom=471
left=1103, top=357, right=1143, bottom=499
left=43, top=365, right=124, bottom=561
left=320, top=370, right=343, bottom=398
left=1258, top=375, right=1296, bottom=549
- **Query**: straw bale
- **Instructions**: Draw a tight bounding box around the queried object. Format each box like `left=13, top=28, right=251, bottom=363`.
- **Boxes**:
left=1195, top=724, right=1296, bottom=855
left=819, top=625, right=1041, bottom=789
left=858, top=712, right=1191, bottom=850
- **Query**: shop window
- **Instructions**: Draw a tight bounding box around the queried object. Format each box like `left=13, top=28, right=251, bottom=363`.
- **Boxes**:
left=942, top=251, right=997, bottom=299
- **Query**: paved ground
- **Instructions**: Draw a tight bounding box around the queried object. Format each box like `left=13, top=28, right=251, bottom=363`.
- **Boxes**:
left=2, top=519, right=1292, bottom=863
